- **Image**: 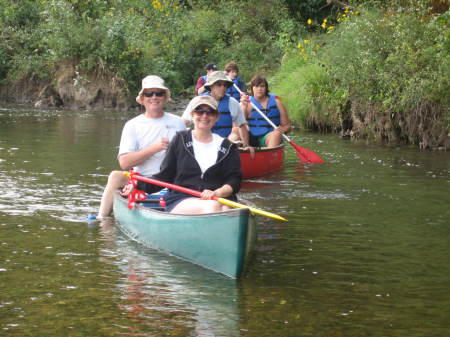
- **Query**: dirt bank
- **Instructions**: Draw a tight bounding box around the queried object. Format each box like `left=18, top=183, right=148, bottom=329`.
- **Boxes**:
left=0, top=62, right=193, bottom=114
left=0, top=62, right=132, bottom=110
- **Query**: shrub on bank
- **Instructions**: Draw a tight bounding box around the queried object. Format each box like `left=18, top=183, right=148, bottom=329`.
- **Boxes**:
left=272, top=5, right=450, bottom=148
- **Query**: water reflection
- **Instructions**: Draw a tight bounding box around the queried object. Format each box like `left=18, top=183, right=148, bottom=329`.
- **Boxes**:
left=98, top=223, right=240, bottom=337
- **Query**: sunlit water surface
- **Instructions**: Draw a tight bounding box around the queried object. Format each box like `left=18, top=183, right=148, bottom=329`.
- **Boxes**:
left=0, top=107, right=449, bottom=336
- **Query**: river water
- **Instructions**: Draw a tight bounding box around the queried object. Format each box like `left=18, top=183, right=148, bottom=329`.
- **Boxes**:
left=0, top=106, right=449, bottom=337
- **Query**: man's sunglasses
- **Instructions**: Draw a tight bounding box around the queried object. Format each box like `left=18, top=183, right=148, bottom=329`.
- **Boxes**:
left=143, top=91, right=165, bottom=97
left=193, top=108, right=218, bottom=116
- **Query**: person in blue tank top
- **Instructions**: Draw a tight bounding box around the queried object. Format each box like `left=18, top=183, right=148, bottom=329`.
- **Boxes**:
left=183, top=71, right=252, bottom=149
left=224, top=61, right=246, bottom=101
left=240, top=75, right=291, bottom=148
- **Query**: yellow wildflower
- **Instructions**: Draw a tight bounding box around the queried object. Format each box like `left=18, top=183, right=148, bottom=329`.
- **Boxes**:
left=307, top=18, right=313, bottom=25
left=303, top=39, right=310, bottom=43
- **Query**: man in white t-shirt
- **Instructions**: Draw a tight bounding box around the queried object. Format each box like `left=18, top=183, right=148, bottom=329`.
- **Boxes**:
left=97, top=75, right=186, bottom=219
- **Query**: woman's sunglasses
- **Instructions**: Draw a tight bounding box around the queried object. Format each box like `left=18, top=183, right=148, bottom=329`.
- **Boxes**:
left=143, top=91, right=165, bottom=97
left=193, top=108, right=217, bottom=116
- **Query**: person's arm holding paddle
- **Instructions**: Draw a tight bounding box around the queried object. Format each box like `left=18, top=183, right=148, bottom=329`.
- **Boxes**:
left=274, top=96, right=291, bottom=135
left=240, top=93, right=251, bottom=118
left=200, top=184, right=233, bottom=200
left=267, top=96, right=291, bottom=147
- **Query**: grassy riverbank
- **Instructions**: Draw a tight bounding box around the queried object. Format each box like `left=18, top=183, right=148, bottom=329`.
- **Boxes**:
left=271, top=3, right=450, bottom=149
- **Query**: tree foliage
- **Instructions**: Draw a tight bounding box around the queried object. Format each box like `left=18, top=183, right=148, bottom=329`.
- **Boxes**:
left=1, top=0, right=346, bottom=93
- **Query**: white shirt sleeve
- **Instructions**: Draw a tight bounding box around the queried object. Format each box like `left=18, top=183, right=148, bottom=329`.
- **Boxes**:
left=118, top=120, right=138, bottom=157
left=229, top=97, right=246, bottom=126
left=167, top=113, right=188, bottom=132
left=181, top=101, right=193, bottom=122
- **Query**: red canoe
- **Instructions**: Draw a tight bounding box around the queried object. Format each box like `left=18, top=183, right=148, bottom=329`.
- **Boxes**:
left=239, top=145, right=284, bottom=179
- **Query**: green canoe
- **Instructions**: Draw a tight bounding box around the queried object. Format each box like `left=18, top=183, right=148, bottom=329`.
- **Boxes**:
left=112, top=192, right=257, bottom=278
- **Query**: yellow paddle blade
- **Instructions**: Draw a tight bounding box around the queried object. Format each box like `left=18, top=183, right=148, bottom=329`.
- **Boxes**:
left=217, top=198, right=287, bottom=222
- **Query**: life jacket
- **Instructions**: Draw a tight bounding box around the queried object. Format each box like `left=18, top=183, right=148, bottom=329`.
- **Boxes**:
left=201, top=93, right=233, bottom=137
left=226, top=77, right=244, bottom=101
left=248, top=94, right=280, bottom=137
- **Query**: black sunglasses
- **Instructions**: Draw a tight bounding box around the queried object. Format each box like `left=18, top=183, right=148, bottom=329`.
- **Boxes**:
left=193, top=108, right=217, bottom=116
left=143, top=91, right=165, bottom=97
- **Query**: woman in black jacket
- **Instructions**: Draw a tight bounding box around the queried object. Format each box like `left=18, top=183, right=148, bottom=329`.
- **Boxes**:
left=128, top=95, right=242, bottom=214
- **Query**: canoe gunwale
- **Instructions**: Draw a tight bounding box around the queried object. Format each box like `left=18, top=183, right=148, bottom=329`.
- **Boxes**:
left=238, top=144, right=284, bottom=153
left=115, top=192, right=250, bottom=219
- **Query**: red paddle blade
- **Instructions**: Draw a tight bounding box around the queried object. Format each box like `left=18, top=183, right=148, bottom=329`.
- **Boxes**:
left=289, top=140, right=325, bottom=164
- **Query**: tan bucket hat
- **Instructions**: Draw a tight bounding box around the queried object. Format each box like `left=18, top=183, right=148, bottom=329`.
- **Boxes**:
left=189, top=95, right=219, bottom=112
left=203, top=71, right=233, bottom=90
left=136, top=75, right=171, bottom=104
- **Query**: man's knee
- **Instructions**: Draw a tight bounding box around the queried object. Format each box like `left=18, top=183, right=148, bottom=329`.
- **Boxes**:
left=108, top=170, right=127, bottom=186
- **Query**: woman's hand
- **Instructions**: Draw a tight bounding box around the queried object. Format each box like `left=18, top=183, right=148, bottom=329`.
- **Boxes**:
left=121, top=183, right=134, bottom=197
left=240, top=93, right=250, bottom=105
left=201, top=184, right=233, bottom=200
left=200, top=189, right=216, bottom=200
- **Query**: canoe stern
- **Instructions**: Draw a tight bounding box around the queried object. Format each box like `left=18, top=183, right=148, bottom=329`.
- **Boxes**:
left=113, top=194, right=256, bottom=278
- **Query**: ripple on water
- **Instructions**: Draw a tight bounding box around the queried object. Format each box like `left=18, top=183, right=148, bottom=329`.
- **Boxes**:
left=1, top=110, right=449, bottom=337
